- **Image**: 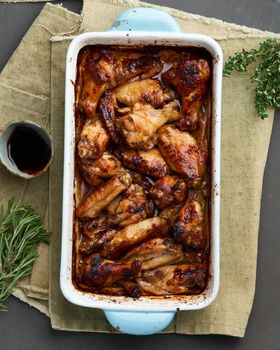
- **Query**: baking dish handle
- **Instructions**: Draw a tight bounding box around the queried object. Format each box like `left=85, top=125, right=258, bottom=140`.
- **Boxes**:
left=104, top=310, right=175, bottom=335
left=110, top=8, right=181, bottom=32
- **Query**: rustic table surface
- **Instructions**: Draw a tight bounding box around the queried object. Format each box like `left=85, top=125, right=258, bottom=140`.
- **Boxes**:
left=0, top=1, right=279, bottom=349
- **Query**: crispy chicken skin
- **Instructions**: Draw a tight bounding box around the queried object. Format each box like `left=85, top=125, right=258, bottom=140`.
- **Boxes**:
left=77, top=117, right=109, bottom=160
left=162, top=57, right=210, bottom=130
left=80, top=253, right=141, bottom=289
left=78, top=152, right=121, bottom=186
left=117, top=147, right=168, bottom=178
left=172, top=197, right=207, bottom=250
left=137, top=263, right=207, bottom=295
left=122, top=237, right=184, bottom=270
left=77, top=48, right=162, bottom=118
left=100, top=217, right=163, bottom=259
left=157, top=125, right=207, bottom=180
left=76, top=171, right=132, bottom=218
left=116, top=102, right=181, bottom=150
left=106, top=184, right=154, bottom=226
left=150, top=175, right=188, bottom=209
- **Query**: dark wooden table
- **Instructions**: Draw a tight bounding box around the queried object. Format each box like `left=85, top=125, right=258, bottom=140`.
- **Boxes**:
left=0, top=1, right=279, bottom=349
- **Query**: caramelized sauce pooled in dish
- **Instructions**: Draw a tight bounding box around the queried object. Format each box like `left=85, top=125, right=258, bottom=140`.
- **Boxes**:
left=73, top=45, right=212, bottom=297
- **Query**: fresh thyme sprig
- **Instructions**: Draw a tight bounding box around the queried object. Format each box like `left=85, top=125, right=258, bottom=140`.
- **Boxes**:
left=223, top=39, right=280, bottom=119
left=0, top=200, right=49, bottom=310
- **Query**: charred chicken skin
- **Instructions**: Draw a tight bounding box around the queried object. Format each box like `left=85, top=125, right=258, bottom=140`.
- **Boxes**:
left=162, top=57, right=210, bottom=130
left=74, top=46, right=211, bottom=298
left=77, top=48, right=162, bottom=118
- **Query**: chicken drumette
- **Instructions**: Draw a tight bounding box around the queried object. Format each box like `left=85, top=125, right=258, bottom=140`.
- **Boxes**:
left=78, top=152, right=121, bottom=186
left=150, top=175, right=188, bottom=209
left=117, top=147, right=168, bottom=178
left=116, top=102, right=180, bottom=150
left=172, top=196, right=208, bottom=250
left=162, top=56, right=210, bottom=130
left=80, top=253, right=141, bottom=289
left=106, top=184, right=154, bottom=227
left=99, top=78, right=173, bottom=143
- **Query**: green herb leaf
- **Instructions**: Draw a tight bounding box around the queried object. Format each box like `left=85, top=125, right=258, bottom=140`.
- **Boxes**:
left=223, top=39, right=280, bottom=119
left=0, top=200, right=49, bottom=310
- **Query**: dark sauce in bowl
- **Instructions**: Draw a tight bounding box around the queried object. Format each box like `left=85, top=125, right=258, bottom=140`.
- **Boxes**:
left=7, top=125, right=52, bottom=175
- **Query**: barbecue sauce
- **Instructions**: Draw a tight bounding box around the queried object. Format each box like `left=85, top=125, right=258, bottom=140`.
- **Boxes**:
left=7, top=125, right=51, bottom=175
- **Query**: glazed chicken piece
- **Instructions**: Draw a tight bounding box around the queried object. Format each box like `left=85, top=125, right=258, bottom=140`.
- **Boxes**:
left=77, top=48, right=162, bottom=118
left=106, top=184, right=154, bottom=226
left=100, top=217, right=163, bottom=259
left=162, top=57, right=210, bottom=130
left=77, top=116, right=110, bottom=160
left=76, top=170, right=131, bottom=218
left=79, top=227, right=118, bottom=256
left=82, top=214, right=108, bottom=239
left=79, top=152, right=121, bottom=186
left=116, top=102, right=181, bottom=150
left=80, top=253, right=141, bottom=289
left=150, top=175, right=188, bottom=209
left=117, top=147, right=168, bottom=178
left=122, top=237, right=184, bottom=270
left=114, top=78, right=173, bottom=108
left=137, top=263, right=207, bottom=295
left=172, top=197, right=207, bottom=250
left=157, top=125, right=207, bottom=180
left=99, top=79, right=174, bottom=143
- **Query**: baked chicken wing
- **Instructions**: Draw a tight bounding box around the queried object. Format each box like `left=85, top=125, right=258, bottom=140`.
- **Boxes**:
left=150, top=175, right=188, bottom=209
left=99, top=79, right=174, bottom=143
left=106, top=184, right=154, bottom=226
left=162, top=57, right=210, bottom=130
left=76, top=171, right=131, bottom=218
left=80, top=253, right=141, bottom=289
left=77, top=48, right=162, bottom=118
left=157, top=125, right=207, bottom=180
left=79, top=152, right=121, bottom=186
left=172, top=197, right=207, bottom=250
left=116, top=102, right=181, bottom=150
left=77, top=116, right=109, bottom=160
left=117, top=147, right=168, bottom=178
left=137, top=263, right=207, bottom=295
left=100, top=217, right=163, bottom=259
left=122, top=237, right=184, bottom=270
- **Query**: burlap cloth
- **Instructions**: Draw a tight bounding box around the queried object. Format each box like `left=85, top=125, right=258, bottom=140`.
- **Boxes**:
left=0, top=0, right=279, bottom=337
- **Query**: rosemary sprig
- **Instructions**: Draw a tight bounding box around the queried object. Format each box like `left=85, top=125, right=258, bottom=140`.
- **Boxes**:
left=0, top=200, right=49, bottom=310
left=223, top=39, right=280, bottom=119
